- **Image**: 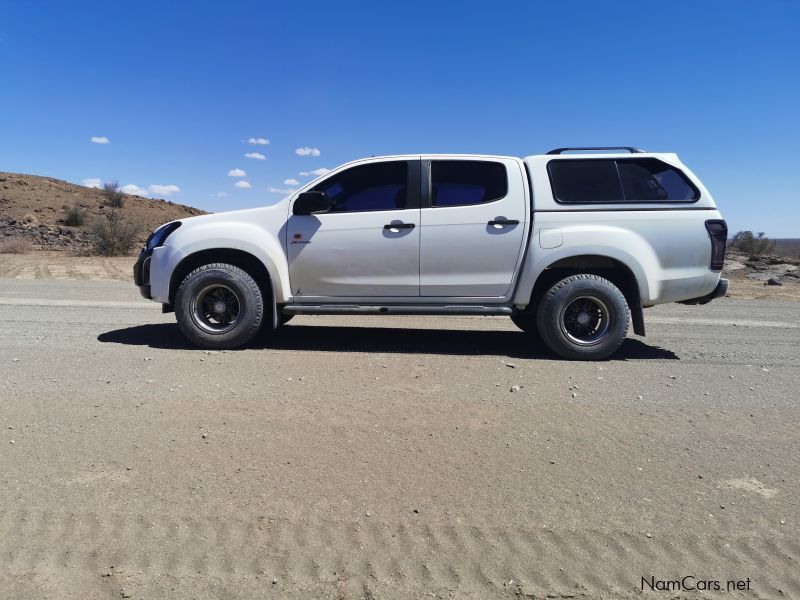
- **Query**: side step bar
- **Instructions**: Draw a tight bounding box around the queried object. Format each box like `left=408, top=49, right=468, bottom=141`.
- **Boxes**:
left=283, top=304, right=514, bottom=316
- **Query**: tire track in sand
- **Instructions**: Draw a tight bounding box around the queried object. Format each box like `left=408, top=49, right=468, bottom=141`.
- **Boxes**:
left=0, top=509, right=797, bottom=598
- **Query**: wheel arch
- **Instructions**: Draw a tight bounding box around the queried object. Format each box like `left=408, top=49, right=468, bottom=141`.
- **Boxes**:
left=169, top=248, right=279, bottom=329
left=526, top=254, right=646, bottom=336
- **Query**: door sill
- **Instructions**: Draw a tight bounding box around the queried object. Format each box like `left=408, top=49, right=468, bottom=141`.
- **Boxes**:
left=283, top=304, right=513, bottom=316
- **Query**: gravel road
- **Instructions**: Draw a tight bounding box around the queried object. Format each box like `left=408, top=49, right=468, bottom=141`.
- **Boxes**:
left=1, top=279, right=798, bottom=599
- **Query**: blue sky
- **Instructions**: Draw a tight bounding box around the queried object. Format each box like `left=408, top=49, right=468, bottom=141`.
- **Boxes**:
left=1, top=1, right=798, bottom=236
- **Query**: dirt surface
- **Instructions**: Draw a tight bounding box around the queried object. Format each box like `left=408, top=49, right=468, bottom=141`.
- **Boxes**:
left=1, top=276, right=798, bottom=599
left=0, top=251, right=134, bottom=281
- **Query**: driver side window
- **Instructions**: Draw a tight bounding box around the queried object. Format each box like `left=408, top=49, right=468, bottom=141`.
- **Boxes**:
left=313, top=161, right=408, bottom=212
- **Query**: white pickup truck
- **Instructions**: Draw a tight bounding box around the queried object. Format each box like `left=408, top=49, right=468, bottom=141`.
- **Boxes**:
left=134, top=148, right=728, bottom=360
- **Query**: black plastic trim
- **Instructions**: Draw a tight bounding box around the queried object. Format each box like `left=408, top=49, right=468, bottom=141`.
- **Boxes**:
left=420, top=160, right=432, bottom=208
left=406, top=159, right=422, bottom=209
left=547, top=147, right=645, bottom=155
left=383, top=223, right=415, bottom=229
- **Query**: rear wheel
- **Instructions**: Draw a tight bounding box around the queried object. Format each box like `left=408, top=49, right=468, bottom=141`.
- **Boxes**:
left=536, top=274, right=629, bottom=360
left=175, top=263, right=265, bottom=349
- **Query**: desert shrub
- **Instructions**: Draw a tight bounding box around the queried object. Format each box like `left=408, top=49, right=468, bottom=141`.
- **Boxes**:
left=64, top=203, right=86, bottom=226
left=91, top=210, right=141, bottom=255
left=730, top=231, right=776, bottom=256
left=22, top=213, right=38, bottom=224
left=102, top=180, right=125, bottom=208
left=0, top=237, right=33, bottom=254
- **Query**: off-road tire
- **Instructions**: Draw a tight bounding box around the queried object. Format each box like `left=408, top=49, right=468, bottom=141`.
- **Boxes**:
left=536, top=274, right=629, bottom=360
left=175, top=263, right=265, bottom=349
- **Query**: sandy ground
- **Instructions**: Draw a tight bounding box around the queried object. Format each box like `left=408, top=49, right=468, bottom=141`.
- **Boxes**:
left=0, top=268, right=798, bottom=599
left=0, top=252, right=134, bottom=281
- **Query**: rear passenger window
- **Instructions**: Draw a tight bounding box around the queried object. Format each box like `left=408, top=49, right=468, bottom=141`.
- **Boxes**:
left=431, top=161, right=507, bottom=207
left=548, top=158, right=699, bottom=203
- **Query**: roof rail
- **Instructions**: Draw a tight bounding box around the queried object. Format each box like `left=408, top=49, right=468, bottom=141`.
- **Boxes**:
left=546, top=146, right=646, bottom=155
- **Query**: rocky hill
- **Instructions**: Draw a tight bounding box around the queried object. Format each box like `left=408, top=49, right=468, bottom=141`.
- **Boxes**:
left=0, top=172, right=205, bottom=253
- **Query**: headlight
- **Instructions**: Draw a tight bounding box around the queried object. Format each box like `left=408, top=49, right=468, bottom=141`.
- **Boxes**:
left=146, top=221, right=181, bottom=250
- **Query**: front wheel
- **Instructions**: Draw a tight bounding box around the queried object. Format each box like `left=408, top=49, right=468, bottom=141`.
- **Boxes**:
left=536, top=274, right=629, bottom=360
left=175, top=263, right=265, bottom=349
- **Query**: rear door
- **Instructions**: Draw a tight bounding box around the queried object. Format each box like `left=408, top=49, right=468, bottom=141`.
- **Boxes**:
left=419, top=158, right=527, bottom=297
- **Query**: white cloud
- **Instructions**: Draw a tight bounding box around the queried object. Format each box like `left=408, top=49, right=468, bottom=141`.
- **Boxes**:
left=82, top=177, right=102, bottom=189
left=149, top=184, right=180, bottom=196
left=247, top=137, right=269, bottom=145
left=295, top=146, right=320, bottom=157
left=244, top=152, right=266, bottom=160
left=121, top=184, right=149, bottom=197
left=283, top=178, right=299, bottom=185
left=268, top=187, right=297, bottom=195
left=299, top=168, right=329, bottom=177
left=234, top=180, right=252, bottom=189
left=210, top=192, right=229, bottom=198
left=90, top=136, right=110, bottom=144
left=227, top=168, right=247, bottom=177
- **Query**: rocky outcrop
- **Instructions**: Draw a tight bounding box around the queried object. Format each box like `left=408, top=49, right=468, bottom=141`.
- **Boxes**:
left=0, top=219, right=95, bottom=252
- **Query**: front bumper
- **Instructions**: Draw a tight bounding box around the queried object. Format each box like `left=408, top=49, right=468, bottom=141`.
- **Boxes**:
left=133, top=248, right=152, bottom=299
left=678, top=278, right=729, bottom=305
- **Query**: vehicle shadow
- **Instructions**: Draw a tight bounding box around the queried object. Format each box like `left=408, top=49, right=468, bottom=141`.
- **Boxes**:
left=97, top=323, right=678, bottom=360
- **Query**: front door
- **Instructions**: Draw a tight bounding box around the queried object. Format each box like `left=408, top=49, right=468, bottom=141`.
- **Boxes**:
left=287, top=159, right=421, bottom=298
left=419, top=158, right=527, bottom=297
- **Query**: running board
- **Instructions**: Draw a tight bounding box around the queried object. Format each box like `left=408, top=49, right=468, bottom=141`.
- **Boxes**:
left=283, top=304, right=514, bottom=316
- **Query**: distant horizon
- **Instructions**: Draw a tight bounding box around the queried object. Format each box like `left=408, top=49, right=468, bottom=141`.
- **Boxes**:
left=1, top=1, right=798, bottom=236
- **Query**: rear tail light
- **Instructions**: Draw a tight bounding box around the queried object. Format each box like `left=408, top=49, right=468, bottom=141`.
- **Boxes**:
left=705, top=220, right=727, bottom=271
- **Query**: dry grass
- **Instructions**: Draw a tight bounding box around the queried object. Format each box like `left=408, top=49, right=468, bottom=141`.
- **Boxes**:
left=64, top=204, right=86, bottom=226
left=0, top=237, right=34, bottom=254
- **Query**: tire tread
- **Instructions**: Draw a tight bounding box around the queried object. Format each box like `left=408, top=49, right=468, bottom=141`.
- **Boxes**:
left=175, top=262, right=265, bottom=349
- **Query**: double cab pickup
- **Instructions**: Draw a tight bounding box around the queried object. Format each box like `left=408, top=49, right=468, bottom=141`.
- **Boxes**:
left=134, top=147, right=728, bottom=360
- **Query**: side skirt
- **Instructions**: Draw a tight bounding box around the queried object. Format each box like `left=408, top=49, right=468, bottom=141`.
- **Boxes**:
left=283, top=304, right=514, bottom=316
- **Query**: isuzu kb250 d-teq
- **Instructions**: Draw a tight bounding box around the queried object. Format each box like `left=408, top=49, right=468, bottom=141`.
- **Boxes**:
left=134, top=147, right=728, bottom=360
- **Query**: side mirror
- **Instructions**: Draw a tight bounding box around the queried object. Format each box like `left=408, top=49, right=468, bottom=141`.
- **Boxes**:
left=293, top=191, right=333, bottom=215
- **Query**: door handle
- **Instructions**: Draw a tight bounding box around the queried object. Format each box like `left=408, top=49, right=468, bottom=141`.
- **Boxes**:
left=383, top=222, right=415, bottom=229
left=488, top=219, right=519, bottom=226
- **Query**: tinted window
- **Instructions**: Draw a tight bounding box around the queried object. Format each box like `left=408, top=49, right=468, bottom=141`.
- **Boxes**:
left=548, top=158, right=699, bottom=203
left=547, top=160, right=623, bottom=203
left=617, top=158, right=698, bottom=201
left=313, top=161, right=408, bottom=212
left=431, top=161, right=507, bottom=207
